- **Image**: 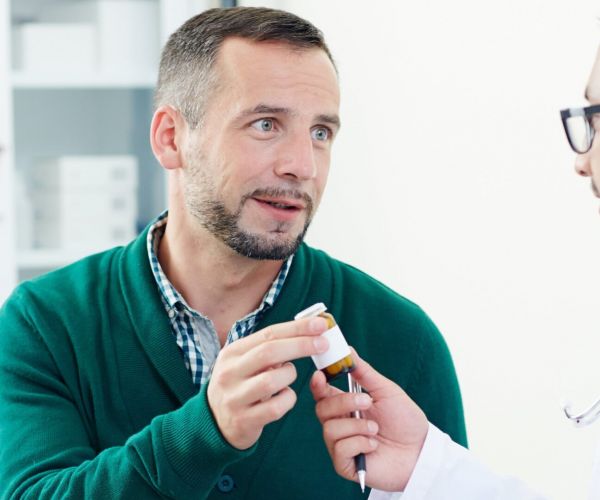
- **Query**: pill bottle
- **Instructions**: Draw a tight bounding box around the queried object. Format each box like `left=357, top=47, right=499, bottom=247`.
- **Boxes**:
left=294, top=302, right=354, bottom=381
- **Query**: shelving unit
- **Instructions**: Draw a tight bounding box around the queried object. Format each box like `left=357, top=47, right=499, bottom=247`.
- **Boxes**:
left=12, top=72, right=157, bottom=89
left=0, top=0, right=17, bottom=301
left=0, top=0, right=216, bottom=302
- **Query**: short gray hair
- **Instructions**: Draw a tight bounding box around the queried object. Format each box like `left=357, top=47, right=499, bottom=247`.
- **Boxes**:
left=154, top=7, right=336, bottom=128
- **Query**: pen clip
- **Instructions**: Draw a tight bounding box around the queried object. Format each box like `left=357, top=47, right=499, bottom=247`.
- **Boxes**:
left=347, top=373, right=363, bottom=419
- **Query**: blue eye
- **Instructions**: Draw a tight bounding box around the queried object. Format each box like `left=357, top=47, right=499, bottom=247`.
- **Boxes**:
left=252, top=118, right=274, bottom=132
left=312, top=127, right=330, bottom=141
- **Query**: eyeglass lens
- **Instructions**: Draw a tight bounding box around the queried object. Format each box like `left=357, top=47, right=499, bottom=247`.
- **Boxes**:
left=564, top=115, right=594, bottom=154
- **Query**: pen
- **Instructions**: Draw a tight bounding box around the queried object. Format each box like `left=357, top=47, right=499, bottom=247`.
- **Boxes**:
left=348, top=373, right=367, bottom=492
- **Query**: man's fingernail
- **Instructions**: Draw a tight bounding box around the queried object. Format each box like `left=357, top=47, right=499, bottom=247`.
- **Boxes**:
left=309, top=317, right=328, bottom=332
left=313, top=336, right=328, bottom=352
left=355, top=394, right=371, bottom=408
left=367, top=420, right=378, bottom=433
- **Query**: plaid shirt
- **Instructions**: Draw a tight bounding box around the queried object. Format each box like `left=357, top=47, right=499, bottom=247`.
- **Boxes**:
left=147, top=211, right=293, bottom=389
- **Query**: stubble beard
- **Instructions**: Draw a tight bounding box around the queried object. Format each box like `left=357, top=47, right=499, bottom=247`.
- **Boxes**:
left=184, top=157, right=314, bottom=260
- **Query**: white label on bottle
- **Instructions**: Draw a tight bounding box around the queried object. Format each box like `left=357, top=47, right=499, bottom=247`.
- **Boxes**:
left=311, top=325, right=351, bottom=370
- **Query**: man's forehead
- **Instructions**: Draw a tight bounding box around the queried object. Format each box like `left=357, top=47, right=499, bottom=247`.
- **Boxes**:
left=585, top=45, right=600, bottom=102
left=218, top=37, right=334, bottom=71
left=214, top=37, right=340, bottom=114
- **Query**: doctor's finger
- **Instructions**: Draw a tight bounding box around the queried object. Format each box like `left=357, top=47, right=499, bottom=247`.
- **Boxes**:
left=323, top=417, right=378, bottom=444
left=332, top=435, right=378, bottom=470
left=315, top=391, right=373, bottom=424
left=348, top=347, right=403, bottom=399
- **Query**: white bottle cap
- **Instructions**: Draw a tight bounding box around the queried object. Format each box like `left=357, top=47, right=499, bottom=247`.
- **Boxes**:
left=294, top=302, right=327, bottom=320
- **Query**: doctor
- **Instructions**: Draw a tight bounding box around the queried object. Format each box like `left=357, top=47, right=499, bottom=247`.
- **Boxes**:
left=310, top=46, right=600, bottom=499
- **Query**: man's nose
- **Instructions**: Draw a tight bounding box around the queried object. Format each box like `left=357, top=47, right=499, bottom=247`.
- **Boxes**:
left=574, top=152, right=592, bottom=177
left=274, top=133, right=317, bottom=181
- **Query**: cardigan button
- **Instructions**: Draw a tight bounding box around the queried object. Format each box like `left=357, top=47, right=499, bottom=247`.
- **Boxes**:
left=217, top=474, right=235, bottom=493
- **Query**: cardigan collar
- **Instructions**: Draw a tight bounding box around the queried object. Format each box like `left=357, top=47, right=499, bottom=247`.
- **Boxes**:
left=117, top=224, right=334, bottom=407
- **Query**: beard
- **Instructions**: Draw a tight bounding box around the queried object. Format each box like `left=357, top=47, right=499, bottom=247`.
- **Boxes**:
left=183, top=154, right=314, bottom=260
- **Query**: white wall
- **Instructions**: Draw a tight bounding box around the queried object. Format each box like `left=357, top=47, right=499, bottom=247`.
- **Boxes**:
left=243, top=0, right=600, bottom=498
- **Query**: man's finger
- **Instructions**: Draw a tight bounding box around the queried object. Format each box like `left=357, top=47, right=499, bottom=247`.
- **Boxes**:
left=228, top=317, right=329, bottom=355
left=309, top=370, right=342, bottom=401
left=310, top=370, right=346, bottom=403
left=234, top=362, right=297, bottom=406
left=238, top=334, right=329, bottom=377
left=244, top=386, right=298, bottom=427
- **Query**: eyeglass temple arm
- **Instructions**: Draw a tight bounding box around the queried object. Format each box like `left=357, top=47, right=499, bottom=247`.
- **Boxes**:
left=563, top=396, right=600, bottom=426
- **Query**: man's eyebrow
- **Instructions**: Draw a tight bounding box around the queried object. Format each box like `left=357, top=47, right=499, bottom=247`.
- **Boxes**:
left=237, top=104, right=291, bottom=118
left=317, top=114, right=341, bottom=130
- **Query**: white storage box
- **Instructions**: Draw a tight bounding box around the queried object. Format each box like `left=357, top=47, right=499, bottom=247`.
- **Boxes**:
left=12, top=23, right=96, bottom=74
left=15, top=172, right=34, bottom=251
left=33, top=200, right=137, bottom=251
left=30, top=156, right=138, bottom=190
left=28, top=156, right=138, bottom=251
left=32, top=190, right=137, bottom=225
left=39, top=0, right=159, bottom=75
left=96, top=0, right=159, bottom=75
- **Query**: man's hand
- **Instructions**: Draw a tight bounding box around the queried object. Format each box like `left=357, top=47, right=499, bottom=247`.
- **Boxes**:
left=207, top=317, right=329, bottom=450
left=310, top=349, right=429, bottom=492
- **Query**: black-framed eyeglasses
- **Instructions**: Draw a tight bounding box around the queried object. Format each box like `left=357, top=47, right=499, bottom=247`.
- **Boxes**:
left=560, top=105, right=600, bottom=154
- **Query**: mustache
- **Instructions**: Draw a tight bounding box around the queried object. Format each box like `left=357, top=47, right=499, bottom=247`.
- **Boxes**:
left=243, top=187, right=314, bottom=209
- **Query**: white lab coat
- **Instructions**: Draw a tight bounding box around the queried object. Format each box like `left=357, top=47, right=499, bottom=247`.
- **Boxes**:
left=367, top=423, right=600, bottom=500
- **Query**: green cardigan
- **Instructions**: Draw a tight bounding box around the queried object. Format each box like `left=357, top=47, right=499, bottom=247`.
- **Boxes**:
left=0, top=228, right=466, bottom=499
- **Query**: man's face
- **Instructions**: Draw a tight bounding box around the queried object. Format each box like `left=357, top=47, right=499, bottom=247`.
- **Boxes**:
left=181, top=38, right=340, bottom=260
left=575, top=46, right=600, bottom=200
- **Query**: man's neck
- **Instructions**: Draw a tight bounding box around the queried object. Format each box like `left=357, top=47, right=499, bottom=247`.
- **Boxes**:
left=158, top=211, right=284, bottom=345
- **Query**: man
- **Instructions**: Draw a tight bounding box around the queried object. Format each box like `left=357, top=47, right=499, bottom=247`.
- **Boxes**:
left=0, top=7, right=466, bottom=499
left=310, top=45, right=600, bottom=500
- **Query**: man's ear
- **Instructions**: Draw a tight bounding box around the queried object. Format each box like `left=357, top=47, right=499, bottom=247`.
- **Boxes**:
left=150, top=105, right=186, bottom=170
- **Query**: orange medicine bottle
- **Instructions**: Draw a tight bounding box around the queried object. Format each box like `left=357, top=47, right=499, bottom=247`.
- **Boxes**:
left=294, top=302, right=354, bottom=381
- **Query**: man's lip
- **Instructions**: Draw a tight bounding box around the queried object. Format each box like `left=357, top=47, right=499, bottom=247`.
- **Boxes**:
left=252, top=196, right=305, bottom=209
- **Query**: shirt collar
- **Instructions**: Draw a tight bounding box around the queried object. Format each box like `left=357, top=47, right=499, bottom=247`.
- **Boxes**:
left=146, top=210, right=294, bottom=319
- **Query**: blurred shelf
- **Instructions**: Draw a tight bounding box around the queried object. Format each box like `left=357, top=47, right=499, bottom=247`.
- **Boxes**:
left=12, top=71, right=156, bottom=89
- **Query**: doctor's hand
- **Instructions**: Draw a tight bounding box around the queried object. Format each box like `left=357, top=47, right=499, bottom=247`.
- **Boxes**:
left=208, top=317, right=329, bottom=450
left=310, top=349, right=428, bottom=492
